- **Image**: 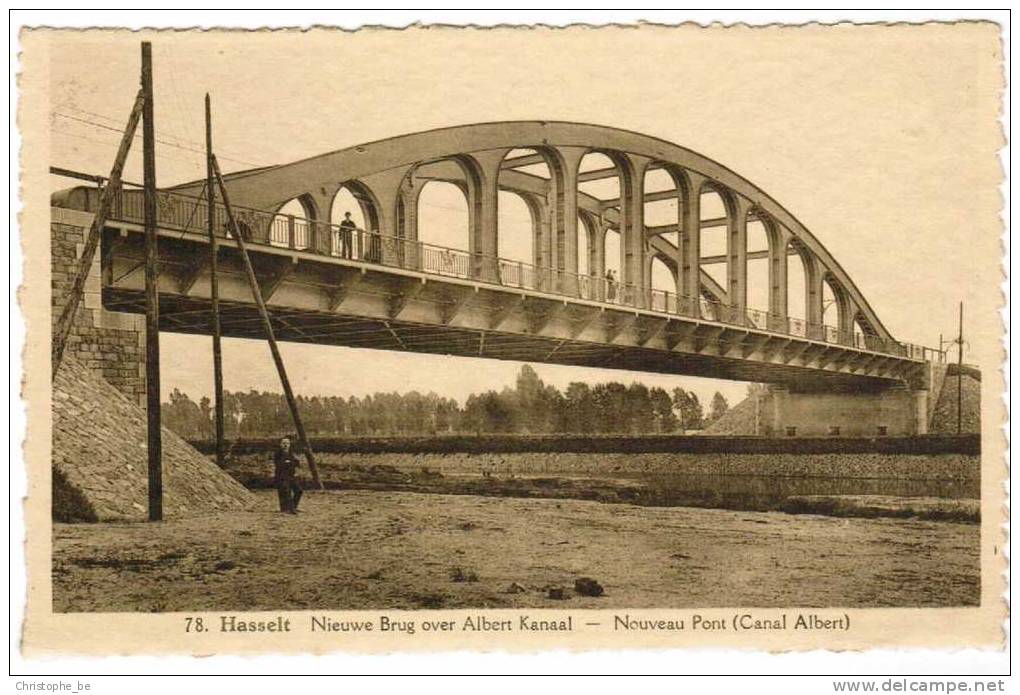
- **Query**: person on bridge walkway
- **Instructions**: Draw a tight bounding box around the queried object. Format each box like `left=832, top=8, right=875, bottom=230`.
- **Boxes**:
left=339, top=211, right=355, bottom=259
left=273, top=437, right=304, bottom=514
left=605, top=269, right=617, bottom=302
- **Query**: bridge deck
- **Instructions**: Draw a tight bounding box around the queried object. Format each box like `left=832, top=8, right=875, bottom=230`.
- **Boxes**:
left=64, top=187, right=932, bottom=391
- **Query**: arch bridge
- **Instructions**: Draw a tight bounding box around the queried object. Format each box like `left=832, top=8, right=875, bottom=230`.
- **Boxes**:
left=56, top=121, right=941, bottom=436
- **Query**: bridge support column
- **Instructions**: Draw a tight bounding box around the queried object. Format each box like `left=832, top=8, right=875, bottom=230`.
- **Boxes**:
left=727, top=195, right=752, bottom=325
left=593, top=220, right=607, bottom=300
left=470, top=150, right=512, bottom=284
left=359, top=166, right=414, bottom=266
left=620, top=155, right=651, bottom=307
left=535, top=203, right=554, bottom=292
left=838, top=295, right=859, bottom=346
left=681, top=171, right=707, bottom=316
left=399, top=177, right=427, bottom=270
left=552, top=147, right=588, bottom=296
left=305, top=190, right=335, bottom=256
left=805, top=252, right=825, bottom=340
left=768, top=226, right=790, bottom=332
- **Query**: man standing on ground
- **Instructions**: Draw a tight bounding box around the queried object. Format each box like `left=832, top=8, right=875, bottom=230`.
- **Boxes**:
left=338, top=211, right=356, bottom=259
left=273, top=436, right=303, bottom=513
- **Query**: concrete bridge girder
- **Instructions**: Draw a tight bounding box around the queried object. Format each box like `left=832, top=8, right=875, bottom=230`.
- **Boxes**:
left=100, top=223, right=918, bottom=393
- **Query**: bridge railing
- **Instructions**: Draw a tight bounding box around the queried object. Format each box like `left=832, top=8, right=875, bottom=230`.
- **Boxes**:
left=100, top=186, right=937, bottom=361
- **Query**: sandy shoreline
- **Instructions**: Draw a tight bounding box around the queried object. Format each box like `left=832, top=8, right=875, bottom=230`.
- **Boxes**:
left=53, top=490, right=979, bottom=612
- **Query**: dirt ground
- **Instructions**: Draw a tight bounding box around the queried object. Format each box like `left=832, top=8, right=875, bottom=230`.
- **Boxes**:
left=52, top=490, right=979, bottom=612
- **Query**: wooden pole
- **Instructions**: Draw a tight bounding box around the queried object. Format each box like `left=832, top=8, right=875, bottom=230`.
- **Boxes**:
left=206, top=94, right=225, bottom=468
left=957, top=301, right=964, bottom=435
left=141, top=42, right=163, bottom=521
left=211, top=155, right=323, bottom=489
left=51, top=91, right=144, bottom=378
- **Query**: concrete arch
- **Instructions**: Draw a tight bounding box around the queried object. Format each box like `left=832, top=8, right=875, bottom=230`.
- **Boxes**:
left=171, top=120, right=893, bottom=341
left=822, top=271, right=854, bottom=339
left=397, top=154, right=488, bottom=276
left=275, top=193, right=319, bottom=220
left=593, top=149, right=643, bottom=290
left=853, top=310, right=883, bottom=351
left=751, top=206, right=784, bottom=308
left=577, top=209, right=599, bottom=275
left=700, top=180, right=743, bottom=322
left=787, top=238, right=824, bottom=338
left=330, top=180, right=381, bottom=231
left=498, top=146, right=569, bottom=278
left=272, top=194, right=320, bottom=250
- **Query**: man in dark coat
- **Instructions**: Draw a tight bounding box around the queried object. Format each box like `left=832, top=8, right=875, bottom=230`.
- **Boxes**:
left=338, top=211, right=356, bottom=259
left=273, top=437, right=303, bottom=513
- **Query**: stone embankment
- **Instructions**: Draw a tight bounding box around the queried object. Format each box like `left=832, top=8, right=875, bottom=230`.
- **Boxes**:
left=307, top=451, right=979, bottom=480
left=53, top=355, right=253, bottom=522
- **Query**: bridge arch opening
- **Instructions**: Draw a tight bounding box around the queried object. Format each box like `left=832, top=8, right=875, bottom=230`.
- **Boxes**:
left=577, top=152, right=620, bottom=203
left=495, top=189, right=538, bottom=288
left=417, top=180, right=470, bottom=254
left=786, top=239, right=810, bottom=333
left=577, top=210, right=602, bottom=298
left=274, top=195, right=317, bottom=250
left=822, top=278, right=838, bottom=333
left=853, top=311, right=879, bottom=349
left=579, top=149, right=647, bottom=291
left=821, top=272, right=853, bottom=341
left=699, top=184, right=733, bottom=296
left=746, top=210, right=771, bottom=323
left=649, top=254, right=675, bottom=312
left=329, top=182, right=379, bottom=259
left=398, top=155, right=484, bottom=276
left=579, top=152, right=623, bottom=289
left=603, top=226, right=621, bottom=300
left=501, top=147, right=552, bottom=180
left=498, top=147, right=570, bottom=285
left=577, top=214, right=591, bottom=278
left=643, top=167, right=680, bottom=248
left=496, top=190, right=534, bottom=264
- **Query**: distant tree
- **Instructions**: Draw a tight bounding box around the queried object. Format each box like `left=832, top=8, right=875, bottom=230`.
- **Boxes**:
left=462, top=391, right=515, bottom=434
left=672, top=388, right=703, bottom=432
left=649, top=387, right=678, bottom=433
left=624, top=382, right=654, bottom=433
left=162, top=388, right=212, bottom=439
left=162, top=368, right=730, bottom=440
left=563, top=382, right=596, bottom=433
left=709, top=391, right=730, bottom=423
left=593, top=382, right=628, bottom=432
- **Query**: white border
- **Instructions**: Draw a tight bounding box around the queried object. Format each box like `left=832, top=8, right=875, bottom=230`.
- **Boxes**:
left=8, top=8, right=1011, bottom=681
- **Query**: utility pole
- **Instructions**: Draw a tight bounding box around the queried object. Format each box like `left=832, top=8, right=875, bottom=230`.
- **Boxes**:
left=141, top=42, right=163, bottom=521
left=206, top=94, right=225, bottom=468
left=957, top=302, right=964, bottom=435
left=211, top=155, right=323, bottom=489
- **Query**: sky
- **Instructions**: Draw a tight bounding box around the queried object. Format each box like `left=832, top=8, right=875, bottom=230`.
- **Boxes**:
left=38, top=25, right=1003, bottom=406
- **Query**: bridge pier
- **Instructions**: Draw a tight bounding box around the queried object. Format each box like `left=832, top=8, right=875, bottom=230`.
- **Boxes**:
left=767, top=383, right=930, bottom=438
left=51, top=207, right=146, bottom=405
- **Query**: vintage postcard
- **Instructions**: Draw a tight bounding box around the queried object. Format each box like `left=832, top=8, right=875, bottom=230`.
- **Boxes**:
left=17, top=21, right=1006, bottom=657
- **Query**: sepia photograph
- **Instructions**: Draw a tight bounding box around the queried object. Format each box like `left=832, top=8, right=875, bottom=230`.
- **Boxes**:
left=15, top=15, right=1006, bottom=663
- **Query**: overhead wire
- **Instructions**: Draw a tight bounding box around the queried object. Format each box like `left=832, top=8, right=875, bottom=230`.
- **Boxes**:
left=51, top=110, right=262, bottom=169
left=61, top=99, right=261, bottom=169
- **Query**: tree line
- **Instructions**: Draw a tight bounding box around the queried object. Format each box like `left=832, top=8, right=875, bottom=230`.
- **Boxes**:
left=162, top=364, right=731, bottom=439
